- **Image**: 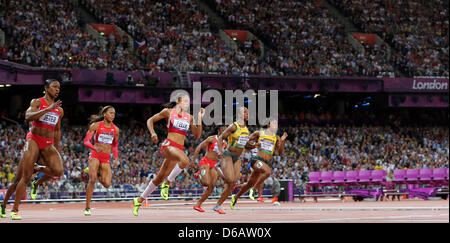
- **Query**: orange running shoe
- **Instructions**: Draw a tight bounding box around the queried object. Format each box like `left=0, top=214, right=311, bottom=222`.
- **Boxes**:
left=193, top=206, right=205, bottom=212
left=213, top=205, right=226, bottom=214
left=271, top=196, right=278, bottom=203
left=257, top=196, right=264, bottom=202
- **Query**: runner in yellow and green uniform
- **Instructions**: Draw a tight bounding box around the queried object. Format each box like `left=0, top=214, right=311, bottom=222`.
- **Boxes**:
left=230, top=118, right=287, bottom=209
left=212, top=107, right=249, bottom=214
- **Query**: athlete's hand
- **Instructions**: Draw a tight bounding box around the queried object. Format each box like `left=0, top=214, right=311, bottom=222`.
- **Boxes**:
left=93, top=144, right=99, bottom=152
left=281, top=132, right=288, bottom=141
left=217, top=151, right=223, bottom=161
left=48, top=100, right=62, bottom=111
left=151, top=133, right=158, bottom=143
left=255, top=142, right=261, bottom=148
left=198, top=108, right=205, bottom=120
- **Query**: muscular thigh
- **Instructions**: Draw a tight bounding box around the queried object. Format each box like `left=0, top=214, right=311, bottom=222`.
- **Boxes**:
left=163, top=146, right=188, bottom=163
left=253, top=161, right=271, bottom=175
left=20, top=139, right=40, bottom=176
left=199, top=165, right=210, bottom=185
left=88, top=158, right=100, bottom=180
left=220, top=156, right=234, bottom=183
left=248, top=169, right=262, bottom=184
left=40, top=145, right=62, bottom=171
left=99, top=163, right=112, bottom=183
left=209, top=167, right=218, bottom=186
left=233, top=159, right=242, bottom=182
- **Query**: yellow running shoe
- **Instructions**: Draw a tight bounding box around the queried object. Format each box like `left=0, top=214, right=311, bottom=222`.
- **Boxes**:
left=132, top=198, right=142, bottom=216
left=84, top=167, right=89, bottom=173
left=1, top=206, right=6, bottom=218
left=83, top=208, right=91, bottom=216
left=230, top=194, right=237, bottom=210
left=30, top=180, right=38, bottom=200
left=10, top=211, right=22, bottom=220
left=160, top=182, right=169, bottom=200
left=249, top=188, right=255, bottom=200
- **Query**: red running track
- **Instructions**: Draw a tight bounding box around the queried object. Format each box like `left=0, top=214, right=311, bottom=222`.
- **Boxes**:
left=0, top=198, right=448, bottom=223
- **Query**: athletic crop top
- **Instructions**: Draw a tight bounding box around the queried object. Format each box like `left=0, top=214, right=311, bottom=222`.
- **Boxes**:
left=257, top=130, right=277, bottom=155
left=207, top=135, right=227, bottom=154
left=167, top=108, right=190, bottom=136
left=31, top=97, right=61, bottom=131
left=95, top=121, right=117, bottom=145
left=228, top=122, right=249, bottom=149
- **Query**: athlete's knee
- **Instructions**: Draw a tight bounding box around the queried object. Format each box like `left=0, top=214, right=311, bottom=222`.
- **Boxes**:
left=223, top=177, right=234, bottom=185
left=102, top=181, right=111, bottom=188
left=20, top=173, right=33, bottom=185
left=179, top=158, right=189, bottom=169
left=152, top=175, right=164, bottom=185
left=52, top=167, right=64, bottom=177
left=88, top=176, right=97, bottom=185
left=205, top=184, right=215, bottom=191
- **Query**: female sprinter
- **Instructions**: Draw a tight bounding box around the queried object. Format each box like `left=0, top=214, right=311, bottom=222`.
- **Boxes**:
left=132, top=93, right=205, bottom=216
left=82, top=106, right=120, bottom=216
left=230, top=118, right=287, bottom=209
left=192, top=126, right=227, bottom=212
left=212, top=106, right=249, bottom=214
left=6, top=79, right=64, bottom=220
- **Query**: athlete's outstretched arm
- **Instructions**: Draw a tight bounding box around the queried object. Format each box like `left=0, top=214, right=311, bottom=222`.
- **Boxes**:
left=112, top=125, right=120, bottom=170
left=217, top=123, right=236, bottom=156
left=83, top=122, right=99, bottom=150
left=245, top=131, right=261, bottom=150
left=147, top=108, right=170, bottom=143
left=25, top=99, right=62, bottom=122
left=54, top=108, right=64, bottom=152
left=276, top=132, right=288, bottom=155
left=190, top=108, right=205, bottom=139
left=192, top=136, right=215, bottom=164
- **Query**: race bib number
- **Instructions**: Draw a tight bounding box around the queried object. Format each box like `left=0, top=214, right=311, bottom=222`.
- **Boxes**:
left=236, top=136, right=249, bottom=147
left=251, top=148, right=259, bottom=156
left=260, top=139, right=275, bottom=153
left=38, top=112, right=59, bottom=126
left=98, top=133, right=114, bottom=144
left=173, top=118, right=190, bottom=132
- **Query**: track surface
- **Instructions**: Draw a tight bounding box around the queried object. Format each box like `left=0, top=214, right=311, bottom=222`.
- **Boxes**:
left=1, top=198, right=448, bottom=223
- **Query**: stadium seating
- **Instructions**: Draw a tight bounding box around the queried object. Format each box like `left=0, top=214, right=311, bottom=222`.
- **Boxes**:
left=306, top=169, right=449, bottom=191
left=418, top=169, right=433, bottom=184
left=406, top=169, right=421, bottom=184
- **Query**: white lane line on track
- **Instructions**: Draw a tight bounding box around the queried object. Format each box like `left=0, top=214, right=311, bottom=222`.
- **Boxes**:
left=145, top=203, right=449, bottom=211
left=268, top=214, right=449, bottom=223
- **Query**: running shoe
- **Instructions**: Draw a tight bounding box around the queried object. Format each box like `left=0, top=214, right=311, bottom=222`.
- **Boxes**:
left=83, top=208, right=91, bottom=216
left=84, top=167, right=89, bottom=173
left=160, top=182, right=169, bottom=200
left=193, top=206, right=205, bottom=212
left=213, top=205, right=225, bottom=214
left=132, top=198, right=142, bottom=216
left=230, top=194, right=237, bottom=210
left=271, top=196, right=278, bottom=203
left=1, top=206, right=6, bottom=218
left=249, top=188, right=255, bottom=200
left=257, top=196, right=264, bottom=202
left=10, top=211, right=22, bottom=220
left=30, top=179, right=38, bottom=200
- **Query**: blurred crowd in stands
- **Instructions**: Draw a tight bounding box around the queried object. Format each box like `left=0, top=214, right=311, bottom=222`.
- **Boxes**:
left=1, top=109, right=448, bottom=196
left=1, top=0, right=447, bottom=77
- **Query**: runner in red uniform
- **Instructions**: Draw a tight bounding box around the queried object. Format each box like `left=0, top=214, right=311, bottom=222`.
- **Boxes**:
left=132, top=93, right=205, bottom=216
left=192, top=126, right=227, bottom=212
left=5, top=79, right=64, bottom=220
left=83, top=106, right=120, bottom=216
